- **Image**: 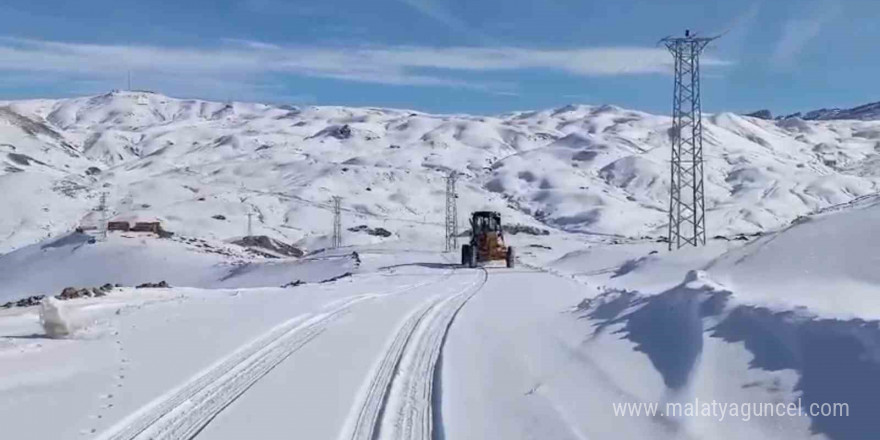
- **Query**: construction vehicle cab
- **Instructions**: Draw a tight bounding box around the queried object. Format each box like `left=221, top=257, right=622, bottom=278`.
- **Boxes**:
left=461, top=211, right=514, bottom=268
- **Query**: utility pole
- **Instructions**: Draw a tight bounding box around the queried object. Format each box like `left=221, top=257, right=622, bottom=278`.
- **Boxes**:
left=445, top=171, right=458, bottom=252
left=98, top=192, right=108, bottom=241
left=661, top=30, right=717, bottom=250
left=331, top=196, right=342, bottom=248
left=247, top=212, right=254, bottom=237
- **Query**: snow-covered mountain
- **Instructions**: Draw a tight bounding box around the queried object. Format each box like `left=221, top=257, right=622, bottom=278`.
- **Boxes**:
left=750, top=100, right=880, bottom=121
left=3, top=90, right=880, bottom=253
left=801, top=101, right=880, bottom=121
left=757, top=100, right=880, bottom=121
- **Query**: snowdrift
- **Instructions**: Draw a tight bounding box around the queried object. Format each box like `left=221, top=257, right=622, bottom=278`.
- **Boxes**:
left=565, top=196, right=880, bottom=439
left=548, top=193, right=880, bottom=320
left=705, top=195, right=880, bottom=319
left=579, top=269, right=880, bottom=440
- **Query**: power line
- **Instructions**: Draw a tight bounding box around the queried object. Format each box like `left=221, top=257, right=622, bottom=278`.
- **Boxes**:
left=331, top=196, right=342, bottom=248
left=661, top=30, right=717, bottom=250
left=445, top=171, right=458, bottom=252
left=241, top=188, right=445, bottom=227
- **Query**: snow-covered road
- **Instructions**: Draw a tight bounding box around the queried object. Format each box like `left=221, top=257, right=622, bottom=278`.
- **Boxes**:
left=192, top=263, right=488, bottom=440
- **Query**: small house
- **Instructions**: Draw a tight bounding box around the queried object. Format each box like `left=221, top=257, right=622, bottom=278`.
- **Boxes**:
left=107, top=221, right=131, bottom=232
left=131, top=222, right=162, bottom=233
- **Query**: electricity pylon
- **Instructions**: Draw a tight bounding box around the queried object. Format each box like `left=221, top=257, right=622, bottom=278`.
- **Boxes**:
left=98, top=192, right=108, bottom=241
left=445, top=171, right=458, bottom=252
left=331, top=196, right=342, bottom=248
left=661, top=30, right=717, bottom=250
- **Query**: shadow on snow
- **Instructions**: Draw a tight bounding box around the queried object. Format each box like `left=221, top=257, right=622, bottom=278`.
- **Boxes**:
left=578, top=272, right=880, bottom=439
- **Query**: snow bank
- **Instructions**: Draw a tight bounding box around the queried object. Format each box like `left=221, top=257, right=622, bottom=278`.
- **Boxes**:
left=706, top=195, right=880, bottom=319
left=547, top=193, right=880, bottom=320
left=550, top=240, right=738, bottom=293
left=580, top=266, right=880, bottom=439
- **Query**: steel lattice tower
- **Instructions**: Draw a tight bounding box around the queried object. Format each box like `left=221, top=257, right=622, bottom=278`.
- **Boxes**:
left=445, top=171, right=458, bottom=252
left=661, top=30, right=716, bottom=250
left=98, top=192, right=108, bottom=241
left=331, top=196, right=342, bottom=248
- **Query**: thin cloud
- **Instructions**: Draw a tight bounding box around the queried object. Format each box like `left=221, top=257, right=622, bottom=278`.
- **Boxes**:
left=771, top=0, right=842, bottom=68
left=0, top=37, right=730, bottom=98
left=714, top=2, right=761, bottom=60
left=367, top=46, right=730, bottom=75
left=393, top=0, right=494, bottom=44
left=772, top=18, right=824, bottom=67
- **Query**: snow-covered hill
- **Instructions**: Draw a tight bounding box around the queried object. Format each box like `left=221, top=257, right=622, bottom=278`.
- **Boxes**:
left=3, top=90, right=880, bottom=254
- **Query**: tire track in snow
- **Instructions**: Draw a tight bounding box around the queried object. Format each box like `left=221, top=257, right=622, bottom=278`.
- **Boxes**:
left=346, top=295, right=442, bottom=440
left=344, top=267, right=487, bottom=440
left=98, top=271, right=455, bottom=440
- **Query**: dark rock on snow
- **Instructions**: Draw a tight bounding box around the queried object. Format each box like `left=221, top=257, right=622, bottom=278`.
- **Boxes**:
left=136, top=281, right=170, bottom=289
left=347, top=225, right=393, bottom=238
left=745, top=109, right=773, bottom=120
left=232, top=235, right=304, bottom=258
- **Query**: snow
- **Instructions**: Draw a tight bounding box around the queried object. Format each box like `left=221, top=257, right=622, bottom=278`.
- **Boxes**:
left=537, top=194, right=880, bottom=439
left=3, top=92, right=880, bottom=439
left=706, top=195, right=880, bottom=319
left=546, top=193, right=880, bottom=320
left=0, top=231, right=360, bottom=303
left=2, top=224, right=879, bottom=439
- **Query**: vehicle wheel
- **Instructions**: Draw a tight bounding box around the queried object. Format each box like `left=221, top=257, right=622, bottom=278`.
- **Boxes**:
left=461, top=244, right=471, bottom=266
left=468, top=245, right=478, bottom=268
left=506, top=246, right=515, bottom=268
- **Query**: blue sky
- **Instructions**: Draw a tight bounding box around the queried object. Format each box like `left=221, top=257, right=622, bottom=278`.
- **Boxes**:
left=0, top=0, right=875, bottom=115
